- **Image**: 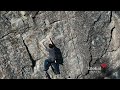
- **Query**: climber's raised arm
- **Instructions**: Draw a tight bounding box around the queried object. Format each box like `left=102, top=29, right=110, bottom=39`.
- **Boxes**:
left=50, top=38, right=55, bottom=46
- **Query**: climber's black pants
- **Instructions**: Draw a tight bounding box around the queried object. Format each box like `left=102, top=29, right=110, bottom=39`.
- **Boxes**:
left=44, top=59, right=60, bottom=74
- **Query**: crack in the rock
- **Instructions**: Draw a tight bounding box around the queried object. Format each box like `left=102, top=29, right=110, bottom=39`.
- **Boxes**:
left=82, top=12, right=113, bottom=78
left=0, top=25, right=32, bottom=40
left=107, top=45, right=120, bottom=52
left=1, top=11, right=8, bottom=16
left=82, top=15, right=102, bottom=77
left=88, top=40, right=93, bottom=67
left=75, top=73, right=82, bottom=79
left=93, top=14, right=102, bottom=25
left=20, top=17, right=32, bottom=29
left=19, top=25, right=33, bottom=32
left=0, top=15, right=11, bottom=26
left=92, top=26, right=115, bottom=66
left=84, top=14, right=102, bottom=43
left=71, top=14, right=102, bottom=78
left=50, top=20, right=61, bottom=25
left=109, top=11, right=112, bottom=23
left=31, top=11, right=39, bottom=25
left=82, top=42, right=92, bottom=78
left=84, top=11, right=112, bottom=44
left=21, top=37, right=36, bottom=71
left=88, top=12, right=114, bottom=67
left=0, top=32, right=12, bottom=40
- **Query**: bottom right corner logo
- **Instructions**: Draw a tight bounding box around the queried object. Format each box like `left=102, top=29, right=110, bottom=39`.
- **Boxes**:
left=100, top=63, right=107, bottom=69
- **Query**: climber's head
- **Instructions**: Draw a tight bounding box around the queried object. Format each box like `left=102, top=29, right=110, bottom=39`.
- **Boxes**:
left=49, top=44, right=54, bottom=48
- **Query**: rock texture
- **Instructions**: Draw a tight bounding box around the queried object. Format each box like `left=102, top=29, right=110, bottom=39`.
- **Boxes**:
left=1, top=11, right=120, bottom=79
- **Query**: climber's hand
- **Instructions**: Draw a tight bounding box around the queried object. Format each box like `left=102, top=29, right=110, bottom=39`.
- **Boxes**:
left=50, top=38, right=52, bottom=41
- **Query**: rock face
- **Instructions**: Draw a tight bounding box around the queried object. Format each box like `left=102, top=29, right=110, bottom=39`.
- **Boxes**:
left=1, top=11, right=120, bottom=79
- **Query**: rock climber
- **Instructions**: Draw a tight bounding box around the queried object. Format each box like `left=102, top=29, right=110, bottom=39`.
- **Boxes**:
left=41, top=38, right=62, bottom=79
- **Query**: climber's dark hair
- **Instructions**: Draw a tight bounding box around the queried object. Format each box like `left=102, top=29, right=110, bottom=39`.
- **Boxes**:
left=49, top=44, right=54, bottom=48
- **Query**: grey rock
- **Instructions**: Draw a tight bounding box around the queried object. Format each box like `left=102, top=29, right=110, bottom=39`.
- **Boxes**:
left=1, top=11, right=120, bottom=79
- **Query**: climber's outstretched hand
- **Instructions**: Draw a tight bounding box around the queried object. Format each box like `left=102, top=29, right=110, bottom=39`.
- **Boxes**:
left=50, top=38, right=55, bottom=46
left=50, top=38, right=52, bottom=41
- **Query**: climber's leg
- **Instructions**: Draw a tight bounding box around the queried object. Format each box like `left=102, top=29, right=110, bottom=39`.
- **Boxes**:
left=51, top=62, right=60, bottom=74
left=44, top=71, right=51, bottom=79
left=44, top=59, right=51, bottom=71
